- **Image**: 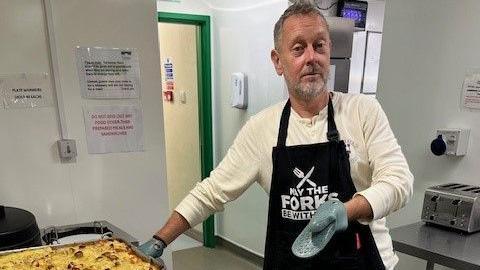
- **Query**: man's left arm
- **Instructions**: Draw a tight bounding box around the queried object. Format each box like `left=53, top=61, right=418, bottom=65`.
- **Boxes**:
left=349, top=96, right=414, bottom=222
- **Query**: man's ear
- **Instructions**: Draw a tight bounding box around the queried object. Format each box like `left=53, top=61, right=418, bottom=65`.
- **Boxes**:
left=271, top=49, right=283, bottom=76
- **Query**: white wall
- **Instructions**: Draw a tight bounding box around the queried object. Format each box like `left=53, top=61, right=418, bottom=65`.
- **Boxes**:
left=378, top=0, right=480, bottom=269
left=0, top=0, right=169, bottom=242
left=157, top=0, right=212, bottom=15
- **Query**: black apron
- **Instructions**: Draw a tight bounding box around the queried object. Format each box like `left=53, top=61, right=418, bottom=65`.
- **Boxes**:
left=263, top=97, right=386, bottom=270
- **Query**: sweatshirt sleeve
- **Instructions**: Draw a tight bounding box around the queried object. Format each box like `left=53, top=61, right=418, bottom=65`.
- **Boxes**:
left=355, top=96, right=414, bottom=220
left=175, top=118, right=262, bottom=227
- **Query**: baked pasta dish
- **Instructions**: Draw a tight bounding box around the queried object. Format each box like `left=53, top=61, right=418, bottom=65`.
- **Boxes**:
left=0, top=239, right=162, bottom=270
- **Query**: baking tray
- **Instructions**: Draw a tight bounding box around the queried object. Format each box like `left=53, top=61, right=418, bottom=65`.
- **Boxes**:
left=0, top=237, right=165, bottom=269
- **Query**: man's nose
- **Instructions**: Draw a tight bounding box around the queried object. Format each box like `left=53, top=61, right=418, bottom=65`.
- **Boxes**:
left=304, top=45, right=317, bottom=64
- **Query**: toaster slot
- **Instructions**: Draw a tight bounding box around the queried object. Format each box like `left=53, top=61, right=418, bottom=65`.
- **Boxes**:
left=440, top=183, right=461, bottom=188
left=462, top=187, right=480, bottom=192
left=451, top=184, right=468, bottom=189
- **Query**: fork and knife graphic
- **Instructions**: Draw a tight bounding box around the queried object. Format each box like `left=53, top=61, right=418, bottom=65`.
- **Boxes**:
left=293, top=166, right=317, bottom=188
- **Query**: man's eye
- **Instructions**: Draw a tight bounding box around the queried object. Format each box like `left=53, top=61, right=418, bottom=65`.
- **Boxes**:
left=292, top=45, right=304, bottom=53
left=315, top=42, right=325, bottom=51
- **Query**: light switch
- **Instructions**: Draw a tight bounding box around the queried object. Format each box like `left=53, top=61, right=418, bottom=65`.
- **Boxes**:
left=57, top=139, right=77, bottom=160
left=180, top=90, right=186, bottom=104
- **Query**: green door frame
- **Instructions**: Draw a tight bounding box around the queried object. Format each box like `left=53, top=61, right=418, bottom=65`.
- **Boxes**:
left=157, top=12, right=215, bottom=248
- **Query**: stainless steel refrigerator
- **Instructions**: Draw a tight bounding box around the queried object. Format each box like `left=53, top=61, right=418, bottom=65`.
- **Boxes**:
left=325, top=17, right=354, bottom=93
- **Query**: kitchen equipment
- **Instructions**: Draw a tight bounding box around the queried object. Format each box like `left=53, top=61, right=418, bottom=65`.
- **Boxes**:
left=42, top=220, right=138, bottom=246
left=421, top=183, right=480, bottom=233
left=338, top=0, right=368, bottom=29
left=0, top=205, right=42, bottom=251
left=325, top=17, right=354, bottom=93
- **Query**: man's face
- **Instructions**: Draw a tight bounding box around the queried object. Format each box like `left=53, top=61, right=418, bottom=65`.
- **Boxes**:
left=271, top=14, right=331, bottom=101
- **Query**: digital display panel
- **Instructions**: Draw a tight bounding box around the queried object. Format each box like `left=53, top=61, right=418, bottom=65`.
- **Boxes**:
left=340, top=1, right=368, bottom=28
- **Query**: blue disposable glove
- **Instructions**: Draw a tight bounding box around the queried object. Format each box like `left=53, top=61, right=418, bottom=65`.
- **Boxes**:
left=292, top=200, right=348, bottom=258
left=138, top=236, right=166, bottom=259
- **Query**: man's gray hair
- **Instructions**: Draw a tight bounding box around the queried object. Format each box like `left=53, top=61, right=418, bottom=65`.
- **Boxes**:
left=273, top=0, right=329, bottom=50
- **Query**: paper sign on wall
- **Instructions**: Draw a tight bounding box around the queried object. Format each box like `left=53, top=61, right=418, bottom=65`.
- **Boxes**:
left=76, top=47, right=141, bottom=99
left=162, top=57, right=175, bottom=103
left=0, top=73, right=53, bottom=109
left=83, top=105, right=144, bottom=154
left=163, top=58, right=175, bottom=82
left=462, top=70, right=480, bottom=110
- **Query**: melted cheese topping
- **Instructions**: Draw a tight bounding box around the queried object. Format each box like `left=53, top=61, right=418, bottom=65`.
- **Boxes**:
left=0, top=239, right=162, bottom=270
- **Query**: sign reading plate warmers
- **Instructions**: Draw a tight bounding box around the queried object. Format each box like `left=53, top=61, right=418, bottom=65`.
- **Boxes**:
left=83, top=105, right=144, bottom=154
left=76, top=47, right=140, bottom=99
left=1, top=73, right=53, bottom=108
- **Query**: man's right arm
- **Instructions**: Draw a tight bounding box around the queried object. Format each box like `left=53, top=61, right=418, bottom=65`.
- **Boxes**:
left=154, top=211, right=191, bottom=245
left=138, top=211, right=191, bottom=258
left=149, top=117, right=263, bottom=248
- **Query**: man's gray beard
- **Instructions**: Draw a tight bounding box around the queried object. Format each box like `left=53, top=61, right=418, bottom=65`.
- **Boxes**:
left=292, top=80, right=326, bottom=102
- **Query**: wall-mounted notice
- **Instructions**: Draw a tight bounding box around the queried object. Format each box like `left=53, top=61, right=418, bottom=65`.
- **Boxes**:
left=0, top=73, right=53, bottom=109
left=462, top=70, right=480, bottom=110
left=163, top=57, right=175, bottom=82
left=76, top=47, right=140, bottom=99
left=163, top=57, right=175, bottom=91
left=83, top=105, right=144, bottom=154
left=162, top=58, right=175, bottom=103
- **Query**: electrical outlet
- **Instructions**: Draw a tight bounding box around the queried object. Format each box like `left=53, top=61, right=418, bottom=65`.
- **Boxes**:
left=57, top=139, right=77, bottom=160
left=436, top=129, right=470, bottom=156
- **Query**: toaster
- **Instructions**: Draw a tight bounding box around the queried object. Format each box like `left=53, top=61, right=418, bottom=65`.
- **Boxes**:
left=421, top=183, right=480, bottom=233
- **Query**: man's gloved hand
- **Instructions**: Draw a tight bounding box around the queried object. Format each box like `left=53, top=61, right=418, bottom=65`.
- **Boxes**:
left=292, top=200, right=348, bottom=258
left=309, top=200, right=348, bottom=233
left=138, top=236, right=167, bottom=259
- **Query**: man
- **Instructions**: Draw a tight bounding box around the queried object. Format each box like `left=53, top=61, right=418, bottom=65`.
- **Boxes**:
left=140, top=2, right=413, bottom=269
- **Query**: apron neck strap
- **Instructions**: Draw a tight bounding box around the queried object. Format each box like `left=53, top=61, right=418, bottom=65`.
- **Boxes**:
left=277, top=99, right=291, bottom=147
left=277, top=93, right=339, bottom=147
left=327, top=94, right=339, bottom=142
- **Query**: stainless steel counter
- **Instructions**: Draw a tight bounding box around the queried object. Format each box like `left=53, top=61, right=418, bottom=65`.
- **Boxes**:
left=390, top=222, right=480, bottom=270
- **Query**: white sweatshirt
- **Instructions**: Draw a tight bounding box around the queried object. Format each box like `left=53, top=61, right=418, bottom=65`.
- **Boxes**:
left=175, top=92, right=414, bottom=269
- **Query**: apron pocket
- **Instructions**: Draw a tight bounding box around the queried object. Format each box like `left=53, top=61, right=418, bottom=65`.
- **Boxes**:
left=265, top=230, right=320, bottom=270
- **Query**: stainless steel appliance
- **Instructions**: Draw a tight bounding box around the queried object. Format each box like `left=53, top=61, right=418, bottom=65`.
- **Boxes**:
left=325, top=17, right=354, bottom=93
left=421, top=183, right=480, bottom=233
left=42, top=220, right=139, bottom=246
